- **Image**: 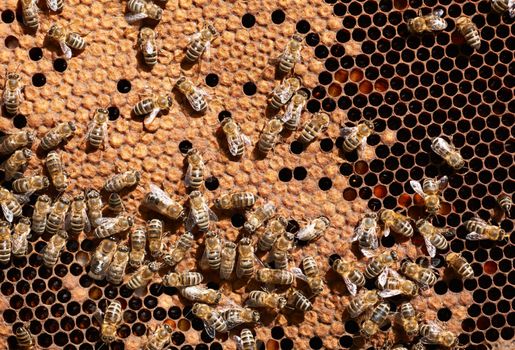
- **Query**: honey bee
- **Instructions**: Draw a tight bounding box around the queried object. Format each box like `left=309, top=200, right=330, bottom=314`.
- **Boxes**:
left=269, top=231, right=294, bottom=270
left=364, top=251, right=398, bottom=284
left=46, top=151, right=68, bottom=192
left=86, top=189, right=103, bottom=228
left=185, top=23, right=219, bottom=63
left=456, top=16, right=481, bottom=50
left=2, top=148, right=32, bottom=181
left=352, top=212, right=379, bottom=257
left=41, top=230, right=68, bottom=267
left=29, top=195, right=50, bottom=236
left=40, top=121, right=76, bottom=151
left=180, top=285, right=222, bottom=304
left=185, top=148, right=206, bottom=190
left=133, top=94, right=173, bottom=128
left=66, top=194, right=90, bottom=236
left=410, top=176, right=448, bottom=216
left=257, top=217, right=287, bottom=252
left=419, top=321, right=458, bottom=348
left=88, top=239, right=117, bottom=280
left=0, top=188, right=24, bottom=223
left=236, top=237, right=255, bottom=278
left=340, top=120, right=374, bottom=153
left=445, top=252, right=474, bottom=280
left=129, top=227, right=146, bottom=268
left=142, top=183, right=184, bottom=220
left=286, top=289, right=312, bottom=312
left=0, top=130, right=35, bottom=156
left=162, top=271, right=204, bottom=287
left=379, top=209, right=414, bottom=238
left=300, top=256, right=324, bottom=295
left=201, top=231, right=221, bottom=271
left=491, top=0, right=514, bottom=16
left=400, top=259, right=438, bottom=289
left=186, top=191, right=217, bottom=232
left=46, top=0, right=63, bottom=12
left=220, top=117, right=252, bottom=157
left=416, top=219, right=452, bottom=257
left=221, top=307, right=261, bottom=330
left=104, top=170, right=141, bottom=193
left=176, top=76, right=208, bottom=112
left=407, top=8, right=447, bottom=34
left=127, top=261, right=160, bottom=290
left=162, top=231, right=194, bottom=267
left=86, top=108, right=109, bottom=149
left=257, top=118, right=283, bottom=154
left=108, top=193, right=124, bottom=215
left=361, top=302, right=390, bottom=337
left=125, top=0, right=163, bottom=23
left=244, top=202, right=276, bottom=233
left=0, top=221, right=12, bottom=264
left=464, top=216, right=508, bottom=241
left=497, top=193, right=512, bottom=217
left=377, top=268, right=419, bottom=298
left=296, top=216, right=330, bottom=243
left=12, top=175, right=49, bottom=195
left=269, top=77, right=301, bottom=110
left=15, top=324, right=37, bottom=349
left=255, top=268, right=294, bottom=285
left=281, top=90, right=308, bottom=131
left=276, top=34, right=304, bottom=74
left=20, top=0, right=39, bottom=30
left=99, top=300, right=123, bottom=344
left=214, top=192, right=256, bottom=210
left=47, top=23, right=86, bottom=59
left=246, top=290, right=287, bottom=310
left=138, top=27, right=158, bottom=67
left=298, top=112, right=330, bottom=144
left=46, top=195, right=70, bottom=235
left=331, top=256, right=365, bottom=296
left=220, top=241, right=237, bottom=280
left=93, top=215, right=134, bottom=239
left=11, top=217, right=31, bottom=257
left=144, top=323, right=173, bottom=350
left=106, top=244, right=130, bottom=285
left=233, top=328, right=256, bottom=350
left=431, top=137, right=465, bottom=170
left=146, top=219, right=163, bottom=258
left=191, top=303, right=228, bottom=338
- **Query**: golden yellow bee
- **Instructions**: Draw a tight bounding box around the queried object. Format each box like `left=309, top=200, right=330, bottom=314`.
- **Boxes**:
left=244, top=202, right=276, bottom=233
left=41, top=230, right=68, bottom=268
left=138, top=27, right=158, bottom=67
left=214, top=192, right=256, bottom=210
left=2, top=148, right=32, bottom=181
left=104, top=170, right=141, bottom=193
left=431, top=137, right=465, bottom=170
left=176, top=76, right=208, bottom=112
left=40, top=121, right=76, bottom=151
left=269, top=77, right=301, bottom=110
left=20, top=0, right=39, bottom=30
left=185, top=23, right=219, bottom=63
left=126, top=0, right=163, bottom=23
left=86, top=108, right=109, bottom=149
left=99, top=300, right=123, bottom=344
left=347, top=289, right=379, bottom=318
left=276, top=34, right=303, bottom=74
left=0, top=188, right=25, bottom=223
left=445, top=252, right=474, bottom=280
left=46, top=151, right=68, bottom=192
left=220, top=117, right=252, bottom=157
left=464, top=216, right=508, bottom=241
left=407, top=9, right=447, bottom=34
left=162, top=232, right=194, bottom=268
left=88, top=239, right=117, bottom=280
left=0, top=130, right=34, bottom=156
left=410, top=176, right=448, bottom=216
left=420, top=321, right=458, bottom=348
left=142, top=184, right=184, bottom=221
left=456, top=16, right=481, bottom=50
left=340, top=121, right=374, bottom=153
left=144, top=323, right=173, bottom=350
left=298, top=112, right=330, bottom=144
left=47, top=23, right=87, bottom=59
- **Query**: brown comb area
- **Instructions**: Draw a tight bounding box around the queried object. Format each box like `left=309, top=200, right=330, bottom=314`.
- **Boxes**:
left=0, top=0, right=514, bottom=349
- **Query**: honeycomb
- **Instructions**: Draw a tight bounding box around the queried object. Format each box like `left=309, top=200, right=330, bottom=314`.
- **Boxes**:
left=0, top=0, right=513, bottom=348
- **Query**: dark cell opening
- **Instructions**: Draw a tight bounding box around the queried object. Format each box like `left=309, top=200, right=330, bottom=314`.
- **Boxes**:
left=204, top=176, right=219, bottom=191
left=278, top=168, right=293, bottom=182
left=271, top=9, right=286, bottom=24
left=218, top=110, right=231, bottom=122
left=314, top=45, right=329, bottom=59
left=13, top=114, right=27, bottom=129
left=117, top=79, right=131, bottom=93
left=296, top=20, right=311, bottom=34
left=290, top=141, right=304, bottom=154
left=231, top=213, right=245, bottom=228
left=242, top=14, right=256, bottom=28
left=205, top=73, right=219, bottom=87
left=29, top=47, right=43, bottom=61
left=309, top=336, right=323, bottom=349
left=293, top=166, right=307, bottom=181
left=438, top=307, right=453, bottom=322
left=243, top=82, right=257, bottom=96
left=318, top=177, right=332, bottom=191
left=271, top=326, right=284, bottom=339
left=306, top=33, right=320, bottom=46
left=178, top=140, right=193, bottom=154
left=107, top=106, right=119, bottom=121
left=32, top=73, right=46, bottom=87
left=1, top=10, right=15, bottom=23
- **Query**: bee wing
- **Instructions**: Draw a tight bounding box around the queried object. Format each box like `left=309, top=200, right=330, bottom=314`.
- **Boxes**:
left=465, top=232, right=484, bottom=241
left=227, top=136, right=242, bottom=157
left=185, top=209, right=197, bottom=231
left=351, top=225, right=363, bottom=242
left=340, top=126, right=355, bottom=137
left=83, top=208, right=91, bottom=233
left=379, top=289, right=402, bottom=298
left=144, top=107, right=161, bottom=127
left=510, top=0, right=515, bottom=18
left=233, top=335, right=244, bottom=350
left=188, top=32, right=202, bottom=43
left=343, top=277, right=358, bottom=296
left=125, top=12, right=148, bottom=23
left=59, top=42, right=72, bottom=60
left=241, top=133, right=252, bottom=146
left=274, top=87, right=293, bottom=104
left=46, top=0, right=59, bottom=11
left=94, top=217, right=117, bottom=230
left=360, top=136, right=368, bottom=153
left=1, top=203, right=14, bottom=223
left=291, top=267, right=308, bottom=282
left=433, top=8, right=444, bottom=17
left=149, top=183, right=173, bottom=205
left=437, top=175, right=449, bottom=190
left=144, top=41, right=154, bottom=55
left=203, top=322, right=216, bottom=339
left=409, top=180, right=425, bottom=196
left=207, top=206, right=218, bottom=221
left=383, top=225, right=390, bottom=237
left=377, top=268, right=389, bottom=287
left=13, top=194, right=30, bottom=205
left=64, top=211, right=72, bottom=231
left=422, top=235, right=437, bottom=258
left=296, top=222, right=316, bottom=241
left=93, top=309, right=104, bottom=325
left=361, top=248, right=376, bottom=258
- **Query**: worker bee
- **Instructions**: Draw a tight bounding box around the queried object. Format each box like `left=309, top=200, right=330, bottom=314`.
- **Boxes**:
left=0, top=130, right=34, bottom=156
left=126, top=261, right=160, bottom=290
left=185, top=148, right=206, bottom=190
left=20, top=0, right=39, bottom=30
left=398, top=303, right=420, bottom=337
left=257, top=217, right=287, bottom=252
left=220, top=241, right=237, bottom=280
left=47, top=23, right=86, bottom=59
left=133, top=94, right=173, bottom=128
left=233, top=328, right=256, bottom=350
left=445, top=252, right=474, bottom=280
left=66, top=194, right=90, bottom=235
left=269, top=77, right=301, bottom=110
left=11, top=217, right=31, bottom=257
left=125, top=0, right=162, bottom=22
left=377, top=268, right=419, bottom=298
left=185, top=23, right=219, bottom=63
left=162, top=231, right=194, bottom=267
left=352, top=212, right=379, bottom=257
left=191, top=303, right=228, bottom=338
left=86, top=108, right=109, bottom=149
left=0, top=221, right=11, bottom=264
left=14, top=324, right=36, bottom=349
left=46, top=195, right=70, bottom=235
left=2, top=148, right=32, bottom=181
left=46, top=151, right=68, bottom=192
left=419, top=321, right=458, bottom=348
left=106, top=245, right=130, bottom=285
left=255, top=268, right=295, bottom=285
left=108, top=193, right=124, bottom=215
left=431, top=137, right=465, bottom=170
left=364, top=251, right=398, bottom=284
left=299, top=256, right=325, bottom=295
left=201, top=231, right=221, bottom=271
left=220, top=117, right=252, bottom=157
left=186, top=191, right=217, bottom=232
left=41, top=230, right=68, bottom=267
left=464, top=216, right=507, bottom=241
left=162, top=271, right=204, bottom=287
left=246, top=290, right=287, bottom=310
left=340, top=120, right=374, bottom=153
left=12, top=175, right=49, bottom=195
left=88, top=239, right=117, bottom=280
left=180, top=285, right=222, bottom=304
left=236, top=237, right=255, bottom=278
left=244, top=202, right=276, bottom=233
left=46, top=0, right=63, bottom=11
left=214, top=191, right=256, bottom=210
left=31, top=195, right=51, bottom=236
left=407, top=8, right=447, bottom=34
left=296, top=216, right=330, bottom=243
left=221, top=307, right=260, bottom=330
left=99, top=300, right=123, bottom=344
left=409, top=176, right=448, bottom=216
left=104, top=170, right=141, bottom=193
left=497, top=193, right=512, bottom=217
left=40, top=121, right=76, bottom=151
left=257, top=118, right=283, bottom=154
left=138, top=27, right=158, bottom=67
left=361, top=302, right=390, bottom=337
left=276, top=34, right=304, bottom=74
left=298, top=112, right=330, bottom=144
left=330, top=255, right=365, bottom=296
left=281, top=90, right=308, bottom=131
left=286, top=289, right=312, bottom=312
left=400, top=259, right=438, bottom=289
left=491, top=0, right=514, bottom=16
left=176, top=76, right=208, bottom=112
left=456, top=16, right=481, bottom=50
left=142, top=183, right=184, bottom=220
left=416, top=219, right=452, bottom=257
left=86, top=189, right=103, bottom=228
left=144, top=323, right=173, bottom=350
left=0, top=188, right=24, bottom=223
left=379, top=209, right=414, bottom=238
left=93, top=215, right=133, bottom=239
left=146, top=219, right=163, bottom=258
left=129, top=227, right=146, bottom=268
left=269, top=231, right=294, bottom=269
